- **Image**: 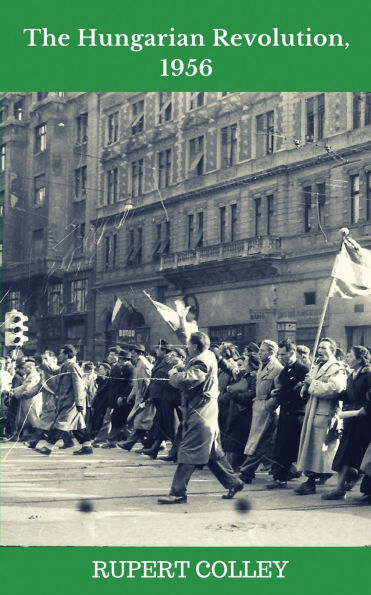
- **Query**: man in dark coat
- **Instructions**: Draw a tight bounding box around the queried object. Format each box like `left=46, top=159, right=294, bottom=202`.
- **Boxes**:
left=36, top=344, right=93, bottom=456
left=102, top=349, right=134, bottom=448
left=265, top=339, right=308, bottom=489
left=157, top=332, right=244, bottom=504
left=141, top=339, right=182, bottom=459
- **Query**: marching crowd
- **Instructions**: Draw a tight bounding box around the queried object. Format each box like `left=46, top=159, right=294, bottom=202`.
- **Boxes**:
left=1, top=332, right=371, bottom=505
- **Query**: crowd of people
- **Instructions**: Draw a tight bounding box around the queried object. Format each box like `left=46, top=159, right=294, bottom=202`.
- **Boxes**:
left=1, top=332, right=371, bottom=505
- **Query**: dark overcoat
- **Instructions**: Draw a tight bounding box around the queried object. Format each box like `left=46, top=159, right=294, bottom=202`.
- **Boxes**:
left=169, top=349, right=223, bottom=465
left=333, top=365, right=371, bottom=471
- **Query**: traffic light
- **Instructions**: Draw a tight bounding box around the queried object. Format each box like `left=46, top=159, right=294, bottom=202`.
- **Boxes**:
left=4, top=310, right=29, bottom=347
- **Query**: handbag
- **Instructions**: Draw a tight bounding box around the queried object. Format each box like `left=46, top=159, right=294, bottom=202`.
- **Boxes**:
left=360, top=443, right=371, bottom=477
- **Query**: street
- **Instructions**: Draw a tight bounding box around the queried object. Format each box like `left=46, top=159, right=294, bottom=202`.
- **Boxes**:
left=1, top=440, right=371, bottom=547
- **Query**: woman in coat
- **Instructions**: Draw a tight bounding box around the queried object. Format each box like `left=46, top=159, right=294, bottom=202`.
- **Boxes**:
left=322, top=345, right=371, bottom=500
left=223, top=354, right=259, bottom=470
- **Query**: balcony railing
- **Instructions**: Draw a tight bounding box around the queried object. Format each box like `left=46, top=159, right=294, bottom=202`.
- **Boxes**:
left=159, top=236, right=282, bottom=270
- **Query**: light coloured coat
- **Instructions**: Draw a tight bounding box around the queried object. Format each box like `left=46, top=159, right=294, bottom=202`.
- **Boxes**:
left=244, top=356, right=283, bottom=456
left=297, top=356, right=347, bottom=474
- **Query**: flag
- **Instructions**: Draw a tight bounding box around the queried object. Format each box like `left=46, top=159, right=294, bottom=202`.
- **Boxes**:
left=330, top=234, right=371, bottom=298
left=142, top=290, right=180, bottom=331
left=111, top=297, right=123, bottom=323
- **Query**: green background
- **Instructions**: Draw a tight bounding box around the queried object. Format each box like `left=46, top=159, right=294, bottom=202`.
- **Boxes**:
left=0, top=0, right=370, bottom=90
left=1, top=0, right=371, bottom=593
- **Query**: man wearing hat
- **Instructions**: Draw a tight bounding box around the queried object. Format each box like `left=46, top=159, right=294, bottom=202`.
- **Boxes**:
left=11, top=357, right=42, bottom=439
left=239, top=339, right=283, bottom=484
left=90, top=361, right=112, bottom=440
left=118, top=344, right=153, bottom=451
left=140, top=339, right=182, bottom=459
left=101, top=349, right=134, bottom=448
left=36, top=344, right=93, bottom=456
left=91, top=346, right=126, bottom=445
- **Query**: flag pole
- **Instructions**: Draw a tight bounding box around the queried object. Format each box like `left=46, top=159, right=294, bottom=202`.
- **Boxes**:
left=309, top=227, right=349, bottom=373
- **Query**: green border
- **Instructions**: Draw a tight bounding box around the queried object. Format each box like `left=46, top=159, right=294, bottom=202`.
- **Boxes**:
left=0, top=0, right=370, bottom=91
left=1, top=1, right=371, bottom=594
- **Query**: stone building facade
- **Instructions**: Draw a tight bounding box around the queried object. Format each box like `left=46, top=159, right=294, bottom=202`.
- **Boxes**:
left=2, top=92, right=371, bottom=358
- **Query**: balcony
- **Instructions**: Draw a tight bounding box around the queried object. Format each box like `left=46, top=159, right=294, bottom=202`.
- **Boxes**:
left=159, top=236, right=282, bottom=271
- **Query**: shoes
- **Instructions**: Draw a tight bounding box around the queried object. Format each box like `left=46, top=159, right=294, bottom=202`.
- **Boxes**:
left=35, top=446, right=51, bottom=456
left=352, top=494, right=371, bottom=505
left=92, top=441, right=103, bottom=448
left=73, top=446, right=94, bottom=455
left=239, top=474, right=253, bottom=484
left=157, top=495, right=187, bottom=504
left=158, top=455, right=177, bottom=462
left=266, top=479, right=288, bottom=490
left=117, top=441, right=133, bottom=451
left=294, top=482, right=316, bottom=495
left=222, top=481, right=244, bottom=499
left=59, top=443, right=74, bottom=449
left=321, top=490, right=346, bottom=500
left=24, top=441, right=37, bottom=449
left=101, top=442, right=117, bottom=449
left=141, top=448, right=158, bottom=459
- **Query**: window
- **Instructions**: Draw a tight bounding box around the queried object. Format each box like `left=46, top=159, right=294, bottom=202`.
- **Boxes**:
left=304, top=186, right=312, bottom=232
left=266, top=195, right=274, bottom=235
left=153, top=221, right=171, bottom=259
left=74, top=166, right=87, bottom=199
left=76, top=113, right=88, bottom=143
left=158, top=92, right=172, bottom=123
left=107, top=168, right=118, bottom=204
left=32, top=229, right=44, bottom=259
left=152, top=222, right=163, bottom=260
left=158, top=149, right=172, bottom=188
left=71, top=278, right=87, bottom=312
left=256, top=111, right=274, bottom=157
left=220, top=92, right=230, bottom=98
left=131, top=159, right=143, bottom=197
left=162, top=220, right=171, bottom=254
left=365, top=93, right=371, bottom=126
left=74, top=223, right=85, bottom=253
left=1, top=144, right=6, bottom=171
left=306, top=94, right=325, bottom=141
left=367, top=172, right=371, bottom=222
left=35, top=124, right=47, bottom=152
left=131, top=100, right=144, bottom=135
left=37, top=92, right=48, bottom=101
left=47, top=283, right=63, bottom=315
left=231, top=204, right=238, bottom=241
left=127, top=228, right=142, bottom=266
left=107, top=112, right=119, bottom=144
left=353, top=93, right=361, bottom=129
left=188, top=136, right=204, bottom=176
left=187, top=214, right=194, bottom=249
left=105, top=234, right=117, bottom=270
left=350, top=174, right=360, bottom=224
left=8, top=290, right=21, bottom=310
left=221, top=124, right=238, bottom=168
left=195, top=212, right=204, bottom=248
left=254, top=198, right=262, bottom=236
left=0, top=104, right=8, bottom=123
left=14, top=99, right=24, bottom=121
left=316, top=183, right=326, bottom=229
left=34, top=174, right=46, bottom=206
left=220, top=206, right=226, bottom=243
left=189, top=92, right=204, bottom=110
left=304, top=292, right=316, bottom=306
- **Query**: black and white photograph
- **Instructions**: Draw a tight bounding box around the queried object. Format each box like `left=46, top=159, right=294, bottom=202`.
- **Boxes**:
left=1, top=91, right=371, bottom=546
